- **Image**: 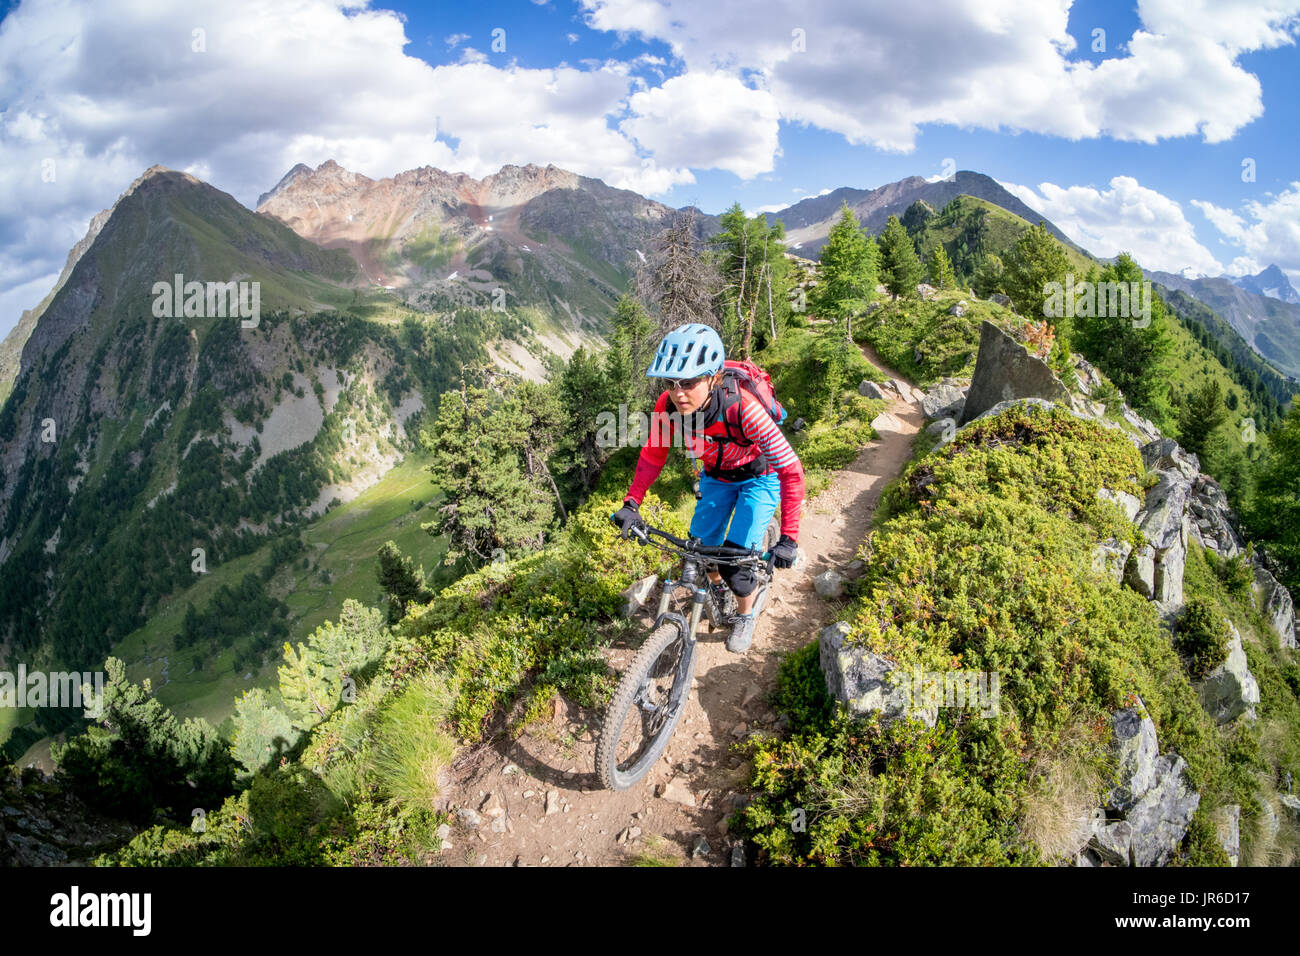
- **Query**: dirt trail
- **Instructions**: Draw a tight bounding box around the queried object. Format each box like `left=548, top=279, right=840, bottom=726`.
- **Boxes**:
left=438, top=349, right=924, bottom=867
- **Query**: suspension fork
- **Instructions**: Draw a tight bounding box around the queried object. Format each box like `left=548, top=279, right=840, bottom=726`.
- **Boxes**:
left=664, top=557, right=707, bottom=711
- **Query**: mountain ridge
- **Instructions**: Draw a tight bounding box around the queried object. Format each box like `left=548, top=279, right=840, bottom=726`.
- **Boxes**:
left=1148, top=269, right=1300, bottom=380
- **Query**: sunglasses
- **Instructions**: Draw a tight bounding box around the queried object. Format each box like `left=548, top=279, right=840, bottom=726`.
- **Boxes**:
left=666, top=375, right=710, bottom=391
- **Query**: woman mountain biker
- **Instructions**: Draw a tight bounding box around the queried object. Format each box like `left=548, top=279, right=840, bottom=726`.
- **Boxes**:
left=609, top=323, right=803, bottom=653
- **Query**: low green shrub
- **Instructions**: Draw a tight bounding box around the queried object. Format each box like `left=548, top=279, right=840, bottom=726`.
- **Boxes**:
left=738, top=402, right=1246, bottom=865
left=1176, top=599, right=1230, bottom=680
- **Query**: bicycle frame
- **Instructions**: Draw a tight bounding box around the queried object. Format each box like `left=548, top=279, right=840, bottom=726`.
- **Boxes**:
left=651, top=553, right=711, bottom=718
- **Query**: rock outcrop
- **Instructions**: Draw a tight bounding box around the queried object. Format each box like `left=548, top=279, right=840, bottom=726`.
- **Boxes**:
left=1254, top=565, right=1297, bottom=649
left=1194, top=622, right=1260, bottom=724
left=1124, top=464, right=1193, bottom=615
left=958, top=321, right=1072, bottom=425
left=1081, top=698, right=1200, bottom=867
left=817, top=622, right=936, bottom=727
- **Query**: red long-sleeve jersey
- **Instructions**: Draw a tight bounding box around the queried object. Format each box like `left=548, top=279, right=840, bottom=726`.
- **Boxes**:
left=625, top=388, right=804, bottom=539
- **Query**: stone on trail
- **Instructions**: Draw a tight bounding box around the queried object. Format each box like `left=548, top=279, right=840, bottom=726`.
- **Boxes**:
left=658, top=778, right=696, bottom=807
left=859, top=380, right=888, bottom=400
left=813, top=570, right=845, bottom=599
left=457, top=807, right=483, bottom=828
left=870, top=411, right=901, bottom=433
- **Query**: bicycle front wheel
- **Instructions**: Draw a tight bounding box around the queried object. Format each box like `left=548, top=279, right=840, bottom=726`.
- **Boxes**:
left=596, top=621, right=694, bottom=791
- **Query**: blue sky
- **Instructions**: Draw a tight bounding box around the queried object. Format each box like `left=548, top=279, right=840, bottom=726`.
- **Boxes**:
left=1, top=0, right=1299, bottom=338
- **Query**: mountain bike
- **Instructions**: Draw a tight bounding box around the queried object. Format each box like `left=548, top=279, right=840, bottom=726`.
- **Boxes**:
left=595, top=523, right=776, bottom=791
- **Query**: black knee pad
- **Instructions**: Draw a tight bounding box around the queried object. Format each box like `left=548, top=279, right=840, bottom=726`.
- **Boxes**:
left=718, top=539, right=759, bottom=597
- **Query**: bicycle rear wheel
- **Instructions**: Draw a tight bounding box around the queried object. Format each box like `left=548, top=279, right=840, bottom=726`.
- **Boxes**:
left=596, top=621, right=694, bottom=790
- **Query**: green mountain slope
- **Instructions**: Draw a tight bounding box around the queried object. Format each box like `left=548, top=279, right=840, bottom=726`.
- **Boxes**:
left=0, top=168, right=534, bottom=750
left=1149, top=271, right=1300, bottom=380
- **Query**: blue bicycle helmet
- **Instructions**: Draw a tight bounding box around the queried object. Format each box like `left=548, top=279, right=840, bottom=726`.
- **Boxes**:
left=646, top=323, right=725, bottom=378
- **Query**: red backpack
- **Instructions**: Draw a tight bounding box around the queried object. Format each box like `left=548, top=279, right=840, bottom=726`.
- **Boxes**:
left=716, top=359, right=787, bottom=443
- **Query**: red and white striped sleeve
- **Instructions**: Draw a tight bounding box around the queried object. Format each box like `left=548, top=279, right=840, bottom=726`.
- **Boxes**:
left=738, top=394, right=804, bottom=539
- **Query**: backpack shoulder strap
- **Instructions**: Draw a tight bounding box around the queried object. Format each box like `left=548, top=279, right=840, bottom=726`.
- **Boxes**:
left=713, top=373, right=750, bottom=445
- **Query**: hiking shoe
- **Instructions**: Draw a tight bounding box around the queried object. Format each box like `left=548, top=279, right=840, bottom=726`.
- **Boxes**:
left=709, top=581, right=736, bottom=624
left=725, top=612, right=756, bottom=654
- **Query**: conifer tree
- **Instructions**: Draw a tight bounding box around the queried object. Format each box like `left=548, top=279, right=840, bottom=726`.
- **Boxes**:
left=556, top=346, right=624, bottom=493
left=928, top=243, right=956, bottom=290
left=607, top=294, right=656, bottom=409
left=1003, top=222, right=1070, bottom=322
left=377, top=541, right=433, bottom=623
left=877, top=215, right=924, bottom=297
left=636, top=207, right=720, bottom=338
left=812, top=203, right=877, bottom=339
left=1072, top=253, right=1176, bottom=427
left=1176, top=379, right=1228, bottom=458
left=230, top=688, right=296, bottom=776
left=421, top=373, right=555, bottom=566
left=1246, top=404, right=1300, bottom=590
left=51, top=657, right=236, bottom=821
left=712, top=203, right=794, bottom=354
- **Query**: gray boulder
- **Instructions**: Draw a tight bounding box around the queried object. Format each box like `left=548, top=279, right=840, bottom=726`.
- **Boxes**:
left=958, top=321, right=1073, bottom=425
left=1280, top=794, right=1300, bottom=823
left=890, top=379, right=916, bottom=403
left=1120, top=405, right=1162, bottom=444
left=920, top=379, right=968, bottom=420
left=1089, top=819, right=1133, bottom=866
left=859, top=380, right=889, bottom=400
left=1215, top=805, right=1240, bottom=866
left=1135, top=471, right=1192, bottom=552
left=1093, top=538, right=1133, bottom=584
left=989, top=292, right=1013, bottom=308
left=1253, top=566, right=1296, bottom=649
left=619, top=574, right=658, bottom=618
left=948, top=300, right=968, bottom=317
left=1072, top=356, right=1104, bottom=395
left=1106, top=700, right=1159, bottom=814
left=1098, top=487, right=1142, bottom=523
left=1124, top=544, right=1157, bottom=599
left=1188, top=478, right=1244, bottom=558
left=925, top=417, right=958, bottom=447
left=1141, top=438, right=1200, bottom=482
left=813, top=570, right=845, bottom=599
left=818, top=622, right=936, bottom=726
left=1125, top=471, right=1192, bottom=612
left=916, top=283, right=936, bottom=300
left=1126, top=755, right=1200, bottom=867
left=1195, top=622, right=1259, bottom=724
left=961, top=398, right=1059, bottom=431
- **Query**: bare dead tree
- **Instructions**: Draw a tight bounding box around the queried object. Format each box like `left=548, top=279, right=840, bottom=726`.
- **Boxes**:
left=635, top=207, right=722, bottom=337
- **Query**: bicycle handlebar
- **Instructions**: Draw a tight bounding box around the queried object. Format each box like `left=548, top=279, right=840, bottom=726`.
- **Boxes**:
left=616, top=519, right=773, bottom=569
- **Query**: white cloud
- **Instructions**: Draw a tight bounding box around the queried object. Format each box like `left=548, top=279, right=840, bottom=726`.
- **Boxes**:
left=1194, top=184, right=1300, bottom=282
left=621, top=73, right=780, bottom=178
left=566, top=32, right=580, bottom=43
left=1225, top=256, right=1263, bottom=276
left=444, top=32, right=470, bottom=49
left=0, top=0, right=708, bottom=335
left=581, top=0, right=1300, bottom=150
left=1001, top=176, right=1224, bottom=275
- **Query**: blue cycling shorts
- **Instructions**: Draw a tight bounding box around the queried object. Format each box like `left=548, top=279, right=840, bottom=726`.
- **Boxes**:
left=689, top=471, right=781, bottom=551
